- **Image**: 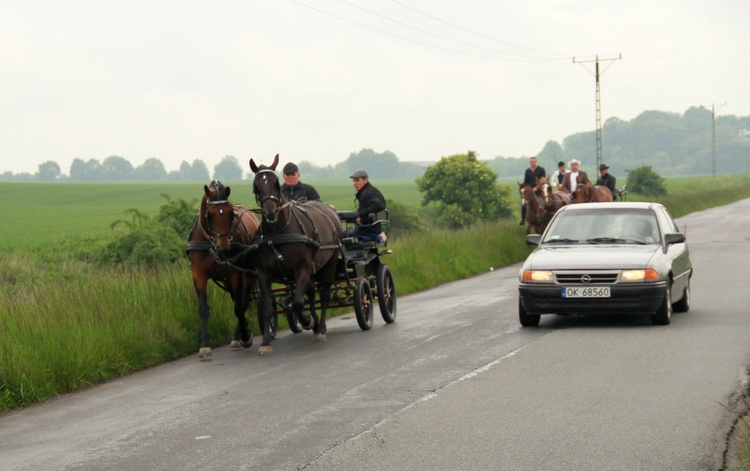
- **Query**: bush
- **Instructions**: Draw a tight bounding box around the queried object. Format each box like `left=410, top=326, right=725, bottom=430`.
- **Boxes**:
left=626, top=165, right=667, bottom=196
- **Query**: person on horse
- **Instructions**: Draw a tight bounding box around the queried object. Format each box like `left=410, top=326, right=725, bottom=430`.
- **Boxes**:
left=347, top=169, right=387, bottom=242
left=280, top=162, right=321, bottom=203
left=561, top=159, right=589, bottom=200
left=596, top=163, right=617, bottom=200
left=519, top=156, right=546, bottom=225
left=549, top=161, right=567, bottom=191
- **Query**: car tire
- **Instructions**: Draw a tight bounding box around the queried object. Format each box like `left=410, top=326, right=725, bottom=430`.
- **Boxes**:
left=651, top=285, right=672, bottom=325
left=673, top=278, right=690, bottom=313
left=519, top=298, right=540, bottom=327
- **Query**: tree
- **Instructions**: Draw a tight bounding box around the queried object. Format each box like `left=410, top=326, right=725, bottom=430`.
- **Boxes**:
left=213, top=155, right=243, bottom=181
left=135, top=158, right=167, bottom=181
left=537, top=140, right=567, bottom=169
left=101, top=156, right=134, bottom=181
left=70, top=158, right=103, bottom=181
left=416, top=151, right=514, bottom=228
left=626, top=165, right=667, bottom=196
left=37, top=161, right=61, bottom=182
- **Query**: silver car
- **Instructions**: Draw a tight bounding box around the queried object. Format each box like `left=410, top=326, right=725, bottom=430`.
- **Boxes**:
left=518, top=202, right=692, bottom=326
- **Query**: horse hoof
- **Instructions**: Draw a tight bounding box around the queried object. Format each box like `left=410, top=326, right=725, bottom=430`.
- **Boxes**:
left=198, top=347, right=212, bottom=359
left=229, top=340, right=242, bottom=349
left=314, top=334, right=327, bottom=343
left=241, top=338, right=253, bottom=348
left=258, top=345, right=273, bottom=356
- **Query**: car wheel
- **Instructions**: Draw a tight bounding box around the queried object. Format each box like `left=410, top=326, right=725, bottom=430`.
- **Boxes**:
left=519, top=298, right=540, bottom=327
left=673, top=278, right=690, bottom=313
left=651, top=285, right=672, bottom=325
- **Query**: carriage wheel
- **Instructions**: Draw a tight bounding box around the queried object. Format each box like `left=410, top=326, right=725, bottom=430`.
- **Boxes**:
left=286, top=311, right=304, bottom=333
left=376, top=264, right=397, bottom=324
left=354, top=278, right=374, bottom=331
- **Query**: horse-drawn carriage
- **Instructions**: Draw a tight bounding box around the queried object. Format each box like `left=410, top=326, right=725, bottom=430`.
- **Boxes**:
left=190, top=155, right=397, bottom=357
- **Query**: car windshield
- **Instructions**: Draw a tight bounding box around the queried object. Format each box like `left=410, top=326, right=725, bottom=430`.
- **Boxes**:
left=542, top=208, right=661, bottom=245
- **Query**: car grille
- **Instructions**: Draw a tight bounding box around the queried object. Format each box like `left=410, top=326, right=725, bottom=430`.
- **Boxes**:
left=554, top=271, right=619, bottom=284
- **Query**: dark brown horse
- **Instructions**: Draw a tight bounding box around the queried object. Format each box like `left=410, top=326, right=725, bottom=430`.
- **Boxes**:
left=186, top=180, right=260, bottom=359
left=537, top=177, right=571, bottom=213
left=242, top=154, right=343, bottom=355
left=573, top=180, right=614, bottom=203
left=519, top=179, right=570, bottom=234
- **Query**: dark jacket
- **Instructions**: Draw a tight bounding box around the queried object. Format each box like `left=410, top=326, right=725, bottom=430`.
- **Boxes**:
left=523, top=166, right=546, bottom=187
left=596, top=173, right=617, bottom=198
left=355, top=182, right=386, bottom=235
left=280, top=182, right=321, bottom=202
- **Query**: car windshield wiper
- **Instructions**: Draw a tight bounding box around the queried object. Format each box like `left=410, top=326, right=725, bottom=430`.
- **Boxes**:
left=587, top=237, right=646, bottom=245
left=543, top=238, right=580, bottom=244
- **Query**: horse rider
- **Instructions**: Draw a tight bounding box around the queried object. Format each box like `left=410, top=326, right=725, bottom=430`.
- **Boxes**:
left=549, top=160, right=567, bottom=191
left=561, top=159, right=589, bottom=199
left=519, top=156, right=546, bottom=225
left=347, top=169, right=387, bottom=242
left=280, top=162, right=321, bottom=203
left=596, top=163, right=617, bottom=200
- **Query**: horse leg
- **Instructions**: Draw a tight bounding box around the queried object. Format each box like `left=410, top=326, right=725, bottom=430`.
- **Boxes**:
left=229, top=274, right=253, bottom=349
left=257, top=273, right=275, bottom=356
left=193, top=275, right=213, bottom=359
left=292, top=271, right=315, bottom=331
left=308, top=283, right=325, bottom=343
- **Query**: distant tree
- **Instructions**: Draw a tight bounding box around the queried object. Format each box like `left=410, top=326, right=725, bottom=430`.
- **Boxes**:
left=101, top=156, right=134, bottom=181
left=189, top=159, right=210, bottom=181
left=416, top=151, right=513, bottom=228
left=37, top=161, right=61, bottom=182
left=626, top=165, right=667, bottom=196
left=347, top=149, right=400, bottom=178
left=135, top=158, right=167, bottom=181
left=537, top=140, right=567, bottom=169
left=213, top=155, right=243, bottom=181
left=70, top=158, right=103, bottom=181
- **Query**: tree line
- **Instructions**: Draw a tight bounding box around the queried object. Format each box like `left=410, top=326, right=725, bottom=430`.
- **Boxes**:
left=2, top=106, right=748, bottom=183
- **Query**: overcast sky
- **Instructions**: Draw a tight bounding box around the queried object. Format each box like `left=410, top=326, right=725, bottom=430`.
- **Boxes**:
left=1, top=0, right=748, bottom=176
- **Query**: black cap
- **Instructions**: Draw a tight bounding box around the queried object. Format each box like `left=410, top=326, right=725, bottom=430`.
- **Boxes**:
left=283, top=162, right=298, bottom=174
left=599, top=164, right=609, bottom=170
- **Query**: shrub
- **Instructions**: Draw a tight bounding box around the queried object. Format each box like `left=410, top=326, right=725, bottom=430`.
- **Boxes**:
left=626, top=165, right=667, bottom=196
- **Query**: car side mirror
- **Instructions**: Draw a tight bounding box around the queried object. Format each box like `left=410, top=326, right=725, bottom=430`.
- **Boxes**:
left=664, top=233, right=685, bottom=245
left=526, top=234, right=541, bottom=246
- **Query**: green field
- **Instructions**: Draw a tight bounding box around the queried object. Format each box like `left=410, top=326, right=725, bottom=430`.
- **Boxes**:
left=2, top=174, right=750, bottom=412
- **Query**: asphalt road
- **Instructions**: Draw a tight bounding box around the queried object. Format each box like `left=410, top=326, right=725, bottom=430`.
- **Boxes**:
left=1, top=200, right=749, bottom=471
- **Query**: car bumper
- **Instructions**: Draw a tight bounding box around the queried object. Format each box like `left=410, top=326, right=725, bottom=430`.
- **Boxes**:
left=518, top=281, right=667, bottom=315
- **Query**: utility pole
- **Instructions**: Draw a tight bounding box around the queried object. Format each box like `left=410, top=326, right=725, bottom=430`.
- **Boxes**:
left=710, top=103, right=726, bottom=177
left=573, top=54, right=622, bottom=170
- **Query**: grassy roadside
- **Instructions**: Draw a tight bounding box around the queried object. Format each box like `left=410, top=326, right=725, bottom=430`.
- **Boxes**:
left=2, top=173, right=750, bottom=414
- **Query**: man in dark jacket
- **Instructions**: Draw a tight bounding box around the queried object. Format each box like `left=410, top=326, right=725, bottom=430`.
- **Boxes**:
left=280, top=162, right=321, bottom=202
left=595, top=163, right=617, bottom=200
left=350, top=169, right=386, bottom=240
left=519, top=156, right=546, bottom=225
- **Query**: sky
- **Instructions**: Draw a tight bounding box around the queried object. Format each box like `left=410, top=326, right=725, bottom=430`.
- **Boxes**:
left=1, top=0, right=748, bottom=176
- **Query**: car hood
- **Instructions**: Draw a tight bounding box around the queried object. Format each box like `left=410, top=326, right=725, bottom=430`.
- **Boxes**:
left=526, top=245, right=659, bottom=270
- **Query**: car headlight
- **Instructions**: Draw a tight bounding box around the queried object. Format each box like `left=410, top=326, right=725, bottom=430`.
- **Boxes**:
left=521, top=270, right=554, bottom=282
left=620, top=269, right=659, bottom=281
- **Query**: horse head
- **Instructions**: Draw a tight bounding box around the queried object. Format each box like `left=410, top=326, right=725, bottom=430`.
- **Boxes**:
left=250, top=154, right=283, bottom=224
left=202, top=180, right=236, bottom=252
left=574, top=180, right=592, bottom=203
left=536, top=177, right=551, bottom=206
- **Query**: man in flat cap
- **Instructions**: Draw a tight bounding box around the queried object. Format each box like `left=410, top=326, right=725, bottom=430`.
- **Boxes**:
left=596, top=163, right=617, bottom=200
left=349, top=169, right=386, bottom=241
left=280, top=162, right=321, bottom=203
left=561, top=159, right=589, bottom=198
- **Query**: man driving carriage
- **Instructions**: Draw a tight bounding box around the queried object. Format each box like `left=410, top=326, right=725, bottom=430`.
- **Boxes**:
left=280, top=162, right=321, bottom=203
left=346, top=169, right=387, bottom=242
left=595, top=163, right=617, bottom=200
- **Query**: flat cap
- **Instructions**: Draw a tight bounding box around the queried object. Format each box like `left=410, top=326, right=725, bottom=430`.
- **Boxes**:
left=350, top=169, right=368, bottom=179
left=599, top=163, right=609, bottom=170
left=282, top=162, right=298, bottom=174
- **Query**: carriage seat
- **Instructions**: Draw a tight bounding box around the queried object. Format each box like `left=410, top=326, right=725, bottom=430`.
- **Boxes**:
left=339, top=209, right=390, bottom=248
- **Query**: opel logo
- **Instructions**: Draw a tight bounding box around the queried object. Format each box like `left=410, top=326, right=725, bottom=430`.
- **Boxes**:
left=580, top=274, right=592, bottom=284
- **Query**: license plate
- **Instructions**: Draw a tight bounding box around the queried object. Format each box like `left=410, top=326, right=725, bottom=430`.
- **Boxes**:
left=562, top=287, right=610, bottom=298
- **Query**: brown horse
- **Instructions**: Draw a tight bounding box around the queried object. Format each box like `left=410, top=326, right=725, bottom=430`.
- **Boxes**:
left=186, top=180, right=260, bottom=359
left=234, top=154, right=343, bottom=355
left=573, top=180, right=614, bottom=203
left=520, top=179, right=570, bottom=234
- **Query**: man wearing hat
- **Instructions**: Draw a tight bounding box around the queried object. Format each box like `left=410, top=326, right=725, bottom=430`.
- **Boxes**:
left=562, top=159, right=589, bottom=198
left=349, top=169, right=386, bottom=240
left=280, top=162, right=321, bottom=203
left=596, top=163, right=617, bottom=200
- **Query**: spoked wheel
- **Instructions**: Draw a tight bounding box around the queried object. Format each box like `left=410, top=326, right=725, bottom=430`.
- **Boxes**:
left=286, top=311, right=303, bottom=333
left=354, top=278, right=374, bottom=331
left=376, top=264, right=397, bottom=323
